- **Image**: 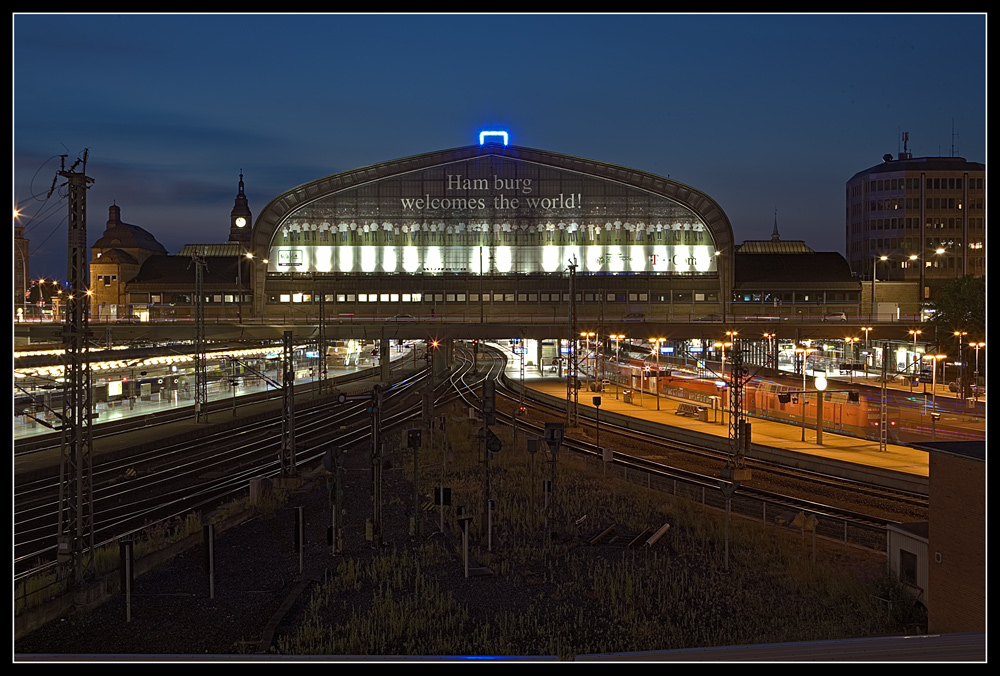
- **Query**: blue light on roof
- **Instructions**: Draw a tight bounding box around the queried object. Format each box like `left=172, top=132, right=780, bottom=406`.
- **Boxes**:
left=479, top=130, right=508, bottom=145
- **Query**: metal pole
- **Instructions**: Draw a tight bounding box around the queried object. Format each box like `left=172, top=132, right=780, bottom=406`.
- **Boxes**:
left=800, top=352, right=807, bottom=442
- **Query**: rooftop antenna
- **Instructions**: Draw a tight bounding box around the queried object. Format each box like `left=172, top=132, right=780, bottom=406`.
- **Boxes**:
left=951, top=119, right=959, bottom=157
left=900, top=131, right=911, bottom=160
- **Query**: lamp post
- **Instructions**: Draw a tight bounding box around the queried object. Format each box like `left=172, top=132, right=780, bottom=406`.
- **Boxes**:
left=953, top=331, right=968, bottom=401
left=714, top=340, right=733, bottom=378
left=650, top=338, right=664, bottom=410
left=580, top=332, right=595, bottom=388
left=762, top=332, right=775, bottom=370
left=860, top=326, right=873, bottom=377
left=923, top=354, right=947, bottom=416
left=908, top=329, right=922, bottom=392
left=713, top=340, right=732, bottom=423
left=609, top=334, right=624, bottom=398
left=814, top=373, right=827, bottom=445
left=871, top=255, right=887, bottom=320
left=795, top=346, right=816, bottom=441
left=968, top=341, right=984, bottom=403
left=844, top=337, right=859, bottom=384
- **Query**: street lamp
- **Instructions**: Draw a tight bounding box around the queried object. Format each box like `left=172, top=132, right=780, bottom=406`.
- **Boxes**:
left=908, top=329, right=922, bottom=392
left=649, top=338, right=665, bottom=410
left=580, top=332, right=595, bottom=388
left=954, top=331, right=968, bottom=400
left=814, top=373, right=828, bottom=445
left=968, top=341, right=984, bottom=403
left=844, top=337, right=859, bottom=384
left=871, top=255, right=888, bottom=320
left=762, top=333, right=775, bottom=369
left=713, top=340, right=733, bottom=378
left=860, top=326, right=873, bottom=377
left=609, top=334, right=624, bottom=398
left=922, top=354, right=948, bottom=416
left=794, top=346, right=817, bottom=441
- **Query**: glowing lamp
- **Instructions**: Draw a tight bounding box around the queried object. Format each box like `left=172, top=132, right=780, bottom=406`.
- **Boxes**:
left=479, top=130, right=509, bottom=145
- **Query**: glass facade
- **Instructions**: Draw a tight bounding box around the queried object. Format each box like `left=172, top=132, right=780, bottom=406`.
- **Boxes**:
left=267, top=156, right=717, bottom=276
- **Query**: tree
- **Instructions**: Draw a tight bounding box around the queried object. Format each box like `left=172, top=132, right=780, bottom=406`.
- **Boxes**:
left=928, top=275, right=985, bottom=336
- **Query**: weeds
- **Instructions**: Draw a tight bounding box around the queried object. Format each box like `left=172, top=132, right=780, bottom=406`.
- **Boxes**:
left=273, top=403, right=923, bottom=657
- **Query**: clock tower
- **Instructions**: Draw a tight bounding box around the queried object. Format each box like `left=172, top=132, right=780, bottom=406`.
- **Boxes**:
left=228, top=172, right=252, bottom=244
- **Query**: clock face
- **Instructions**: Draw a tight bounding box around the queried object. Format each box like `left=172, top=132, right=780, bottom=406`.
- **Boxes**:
left=235, top=217, right=246, bottom=227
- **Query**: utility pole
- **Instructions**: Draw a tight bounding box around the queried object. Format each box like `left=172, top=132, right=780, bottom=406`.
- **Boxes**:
left=370, top=384, right=384, bottom=549
left=721, top=346, right=751, bottom=481
left=52, top=151, right=96, bottom=593
left=318, top=291, right=327, bottom=394
left=879, top=342, right=889, bottom=453
left=190, top=251, right=208, bottom=423
left=280, top=330, right=297, bottom=475
left=481, top=379, right=498, bottom=539
left=566, top=257, right=578, bottom=427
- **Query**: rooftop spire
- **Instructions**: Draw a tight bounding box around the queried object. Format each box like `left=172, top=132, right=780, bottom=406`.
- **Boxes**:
left=771, top=208, right=780, bottom=242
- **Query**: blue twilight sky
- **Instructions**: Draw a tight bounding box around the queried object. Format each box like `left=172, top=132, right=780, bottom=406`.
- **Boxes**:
left=13, top=13, right=986, bottom=282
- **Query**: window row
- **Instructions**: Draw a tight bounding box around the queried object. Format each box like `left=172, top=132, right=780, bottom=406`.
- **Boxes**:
left=733, top=291, right=858, bottom=304
left=866, top=176, right=983, bottom=192
left=266, top=291, right=722, bottom=304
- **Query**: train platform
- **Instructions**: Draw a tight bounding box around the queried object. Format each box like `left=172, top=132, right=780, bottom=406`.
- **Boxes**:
left=514, top=373, right=930, bottom=480
left=13, top=351, right=420, bottom=483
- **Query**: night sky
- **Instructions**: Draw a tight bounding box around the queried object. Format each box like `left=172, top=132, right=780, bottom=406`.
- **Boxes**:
left=14, top=13, right=986, bottom=282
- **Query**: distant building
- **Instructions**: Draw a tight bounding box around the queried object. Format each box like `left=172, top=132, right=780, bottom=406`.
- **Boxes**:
left=89, top=179, right=251, bottom=321
left=845, top=136, right=985, bottom=308
left=733, top=214, right=860, bottom=320
left=90, top=205, right=167, bottom=321
left=14, top=224, right=29, bottom=319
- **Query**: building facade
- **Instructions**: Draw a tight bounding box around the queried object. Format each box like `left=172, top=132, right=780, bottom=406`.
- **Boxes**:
left=91, top=141, right=866, bottom=325
left=248, top=141, right=737, bottom=322
left=845, top=141, right=985, bottom=305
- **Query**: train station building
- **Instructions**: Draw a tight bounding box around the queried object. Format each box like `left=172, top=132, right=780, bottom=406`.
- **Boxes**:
left=89, top=137, right=865, bottom=326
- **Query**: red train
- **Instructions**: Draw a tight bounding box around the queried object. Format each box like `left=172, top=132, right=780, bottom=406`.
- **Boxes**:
left=599, top=357, right=900, bottom=442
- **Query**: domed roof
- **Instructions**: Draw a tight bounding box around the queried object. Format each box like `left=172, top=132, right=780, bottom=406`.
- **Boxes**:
left=91, top=205, right=167, bottom=254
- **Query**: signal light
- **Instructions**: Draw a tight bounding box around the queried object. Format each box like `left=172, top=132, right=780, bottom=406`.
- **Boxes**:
left=518, top=405, right=527, bottom=416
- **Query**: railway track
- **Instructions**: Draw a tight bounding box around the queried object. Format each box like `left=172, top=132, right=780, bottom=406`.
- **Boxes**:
left=473, top=345, right=927, bottom=528
left=13, top=362, right=436, bottom=578
left=15, top=343, right=923, bottom=585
